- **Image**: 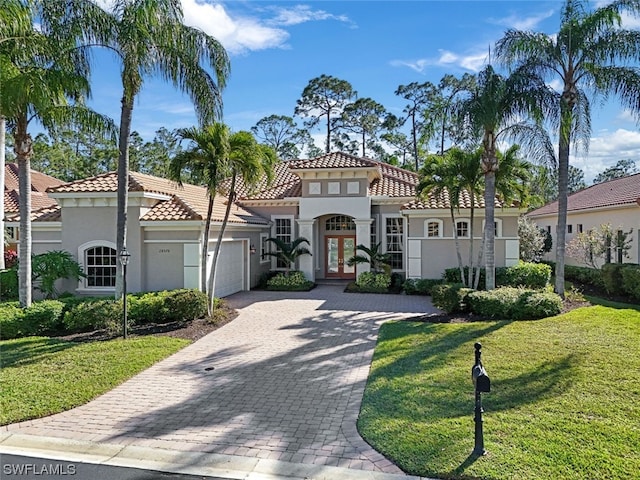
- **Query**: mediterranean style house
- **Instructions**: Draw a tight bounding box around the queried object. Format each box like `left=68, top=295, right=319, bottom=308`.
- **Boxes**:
left=527, top=173, right=640, bottom=266
left=4, top=152, right=522, bottom=297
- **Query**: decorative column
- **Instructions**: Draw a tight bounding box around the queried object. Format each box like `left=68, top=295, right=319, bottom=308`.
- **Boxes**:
left=354, top=218, right=373, bottom=276
left=296, top=218, right=316, bottom=282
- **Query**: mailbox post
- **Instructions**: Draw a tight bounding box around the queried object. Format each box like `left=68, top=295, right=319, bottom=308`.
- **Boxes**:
left=471, top=342, right=490, bottom=455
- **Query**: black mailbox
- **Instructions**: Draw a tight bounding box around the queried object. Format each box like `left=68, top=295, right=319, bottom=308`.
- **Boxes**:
left=472, top=364, right=491, bottom=393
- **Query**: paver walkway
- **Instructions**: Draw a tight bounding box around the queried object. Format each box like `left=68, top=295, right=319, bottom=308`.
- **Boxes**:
left=4, top=285, right=440, bottom=474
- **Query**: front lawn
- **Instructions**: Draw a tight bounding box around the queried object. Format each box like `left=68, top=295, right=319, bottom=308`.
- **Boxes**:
left=0, top=336, right=189, bottom=425
left=358, top=305, right=640, bottom=480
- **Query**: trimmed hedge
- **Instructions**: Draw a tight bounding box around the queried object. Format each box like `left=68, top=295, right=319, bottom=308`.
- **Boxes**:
left=0, top=269, right=18, bottom=301
left=431, top=283, right=474, bottom=314
left=356, top=272, right=392, bottom=291
left=467, top=287, right=562, bottom=320
left=601, top=263, right=627, bottom=295
left=564, top=265, right=605, bottom=289
left=267, top=271, right=314, bottom=291
left=1, top=289, right=209, bottom=340
left=0, top=300, right=65, bottom=340
left=621, top=265, right=640, bottom=301
left=443, top=262, right=550, bottom=289
left=403, top=278, right=444, bottom=295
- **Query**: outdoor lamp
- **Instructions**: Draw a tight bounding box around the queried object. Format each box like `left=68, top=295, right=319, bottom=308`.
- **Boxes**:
left=119, top=248, right=131, bottom=339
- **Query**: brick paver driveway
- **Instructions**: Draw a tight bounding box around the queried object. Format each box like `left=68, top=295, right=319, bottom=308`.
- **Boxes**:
left=5, top=285, right=439, bottom=474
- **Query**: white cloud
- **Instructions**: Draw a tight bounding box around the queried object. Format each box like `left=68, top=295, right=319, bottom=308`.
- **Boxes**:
left=390, top=48, right=488, bottom=74
left=489, top=10, right=554, bottom=30
left=182, top=0, right=289, bottom=54
left=616, top=109, right=639, bottom=123
left=572, top=128, right=640, bottom=182
left=265, top=5, right=353, bottom=28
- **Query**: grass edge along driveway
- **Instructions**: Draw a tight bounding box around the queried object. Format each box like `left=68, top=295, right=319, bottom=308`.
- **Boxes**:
left=358, top=305, right=640, bottom=480
left=1, top=336, right=189, bottom=426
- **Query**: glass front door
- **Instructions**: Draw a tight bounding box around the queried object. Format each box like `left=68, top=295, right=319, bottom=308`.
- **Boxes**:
left=326, top=236, right=356, bottom=279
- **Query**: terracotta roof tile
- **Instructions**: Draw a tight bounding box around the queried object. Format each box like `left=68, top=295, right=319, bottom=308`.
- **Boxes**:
left=3, top=164, right=63, bottom=216
left=288, top=152, right=380, bottom=170
left=8, top=205, right=62, bottom=222
left=528, top=173, right=640, bottom=216
left=403, top=189, right=501, bottom=210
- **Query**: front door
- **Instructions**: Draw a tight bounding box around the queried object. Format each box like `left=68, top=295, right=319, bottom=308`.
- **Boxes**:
left=326, top=236, right=356, bottom=279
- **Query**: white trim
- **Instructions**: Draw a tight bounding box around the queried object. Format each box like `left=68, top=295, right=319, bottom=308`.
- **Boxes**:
left=32, top=240, right=62, bottom=244
left=455, top=218, right=470, bottom=238
left=482, top=218, right=503, bottom=238
left=424, top=218, right=443, bottom=238
left=144, top=239, right=200, bottom=244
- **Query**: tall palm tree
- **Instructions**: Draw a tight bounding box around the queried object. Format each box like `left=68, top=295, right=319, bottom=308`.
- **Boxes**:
left=208, top=131, right=276, bottom=311
left=168, top=123, right=230, bottom=300
left=496, top=0, right=640, bottom=297
left=459, top=65, right=555, bottom=290
left=417, top=148, right=484, bottom=288
left=90, top=0, right=230, bottom=298
left=1, top=0, right=114, bottom=306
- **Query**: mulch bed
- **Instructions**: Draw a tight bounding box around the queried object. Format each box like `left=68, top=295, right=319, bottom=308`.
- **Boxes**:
left=57, top=302, right=238, bottom=343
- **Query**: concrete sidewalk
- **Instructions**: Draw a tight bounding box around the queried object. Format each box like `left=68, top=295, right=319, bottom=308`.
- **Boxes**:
left=1, top=285, right=441, bottom=479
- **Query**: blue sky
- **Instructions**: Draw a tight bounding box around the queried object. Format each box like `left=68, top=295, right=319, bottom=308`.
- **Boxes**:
left=87, top=0, right=640, bottom=182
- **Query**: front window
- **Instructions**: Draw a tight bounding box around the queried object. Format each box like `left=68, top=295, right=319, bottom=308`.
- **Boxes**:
left=385, top=217, right=404, bottom=270
left=5, top=226, right=18, bottom=242
left=274, top=218, right=292, bottom=269
left=370, top=216, right=377, bottom=247
left=85, top=246, right=117, bottom=287
left=260, top=233, right=269, bottom=264
left=427, top=220, right=442, bottom=238
left=325, top=215, right=355, bottom=231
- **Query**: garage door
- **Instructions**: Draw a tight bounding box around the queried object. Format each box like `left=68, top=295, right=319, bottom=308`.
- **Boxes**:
left=207, top=241, right=245, bottom=298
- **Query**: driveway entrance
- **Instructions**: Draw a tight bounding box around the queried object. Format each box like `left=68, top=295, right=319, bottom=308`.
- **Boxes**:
left=4, top=286, right=439, bottom=474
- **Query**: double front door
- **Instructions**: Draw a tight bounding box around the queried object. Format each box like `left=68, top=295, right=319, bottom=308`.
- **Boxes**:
left=326, top=236, right=356, bottom=279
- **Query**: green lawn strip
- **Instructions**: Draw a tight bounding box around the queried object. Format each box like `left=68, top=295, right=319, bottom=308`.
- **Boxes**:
left=358, top=306, right=640, bottom=480
left=584, top=294, right=640, bottom=311
left=0, top=336, right=189, bottom=425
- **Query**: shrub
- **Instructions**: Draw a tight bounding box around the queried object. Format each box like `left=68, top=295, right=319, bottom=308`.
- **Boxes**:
left=514, top=291, right=563, bottom=320
left=0, top=300, right=65, bottom=339
left=129, top=291, right=170, bottom=324
left=504, top=262, right=551, bottom=289
left=601, top=263, right=627, bottom=295
left=267, top=271, right=314, bottom=291
left=564, top=265, right=605, bottom=289
left=443, top=266, right=509, bottom=289
left=467, top=287, right=522, bottom=318
left=256, top=270, right=279, bottom=289
left=355, top=272, right=392, bottom=292
left=403, top=278, right=443, bottom=295
left=165, top=289, right=208, bottom=321
left=0, top=269, right=19, bottom=301
left=32, top=251, right=85, bottom=299
left=431, top=283, right=474, bottom=313
left=621, top=265, right=640, bottom=301
left=4, top=250, right=18, bottom=268
left=62, top=300, right=122, bottom=334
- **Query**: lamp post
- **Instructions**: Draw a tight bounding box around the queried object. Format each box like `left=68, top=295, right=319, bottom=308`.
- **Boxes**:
left=119, top=248, right=131, bottom=339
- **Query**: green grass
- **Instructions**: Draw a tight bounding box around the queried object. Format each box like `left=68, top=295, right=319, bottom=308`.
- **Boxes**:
left=358, top=306, right=640, bottom=480
left=584, top=294, right=640, bottom=311
left=0, top=336, right=189, bottom=425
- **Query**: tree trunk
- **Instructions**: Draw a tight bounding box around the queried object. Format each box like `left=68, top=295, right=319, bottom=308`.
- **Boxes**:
left=555, top=116, right=570, bottom=298
left=450, top=206, right=465, bottom=286
left=412, top=112, right=419, bottom=170
left=468, top=204, right=475, bottom=287
left=0, top=116, right=6, bottom=270
left=484, top=170, right=496, bottom=291
left=207, top=173, right=236, bottom=313
left=14, top=116, right=32, bottom=306
left=202, top=195, right=214, bottom=299
left=325, top=111, right=331, bottom=153
left=474, top=230, right=485, bottom=290
left=115, top=96, right=133, bottom=299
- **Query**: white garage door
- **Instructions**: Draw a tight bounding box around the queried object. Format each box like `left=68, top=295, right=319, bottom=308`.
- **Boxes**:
left=207, top=241, right=245, bottom=298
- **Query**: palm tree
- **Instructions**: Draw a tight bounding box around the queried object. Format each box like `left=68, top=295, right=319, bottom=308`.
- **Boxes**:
left=1, top=1, right=114, bottom=306
left=207, top=131, right=276, bottom=311
left=168, top=124, right=230, bottom=300
left=346, top=242, right=391, bottom=275
left=263, top=237, right=312, bottom=275
left=496, top=0, right=640, bottom=297
left=90, top=0, right=230, bottom=298
left=418, top=148, right=484, bottom=288
left=458, top=65, right=555, bottom=290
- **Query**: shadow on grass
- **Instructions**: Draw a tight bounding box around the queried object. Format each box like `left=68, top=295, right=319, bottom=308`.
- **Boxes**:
left=584, top=295, right=640, bottom=311
left=1, top=337, right=76, bottom=368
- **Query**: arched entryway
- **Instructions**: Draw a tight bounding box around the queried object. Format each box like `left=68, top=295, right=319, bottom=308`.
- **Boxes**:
left=322, top=215, right=356, bottom=280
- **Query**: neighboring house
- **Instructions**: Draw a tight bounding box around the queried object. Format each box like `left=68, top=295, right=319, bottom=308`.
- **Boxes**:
left=5, top=152, right=522, bottom=297
left=527, top=173, right=640, bottom=266
left=3, top=163, right=64, bottom=251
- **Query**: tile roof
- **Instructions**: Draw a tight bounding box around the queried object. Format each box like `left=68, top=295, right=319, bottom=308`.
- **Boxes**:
left=236, top=152, right=502, bottom=209
left=3, top=163, right=63, bottom=214
left=403, top=189, right=495, bottom=210
left=48, top=171, right=268, bottom=225
left=528, top=173, right=640, bottom=216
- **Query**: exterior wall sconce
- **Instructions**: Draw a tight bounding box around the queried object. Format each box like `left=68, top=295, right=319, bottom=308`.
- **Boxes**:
left=250, top=244, right=257, bottom=254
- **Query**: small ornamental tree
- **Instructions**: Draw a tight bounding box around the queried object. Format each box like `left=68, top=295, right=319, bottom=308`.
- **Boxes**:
left=566, top=224, right=633, bottom=269
left=518, top=216, right=547, bottom=262
left=346, top=242, right=391, bottom=275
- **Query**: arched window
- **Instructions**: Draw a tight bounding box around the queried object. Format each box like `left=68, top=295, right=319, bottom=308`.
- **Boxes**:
left=325, top=215, right=355, bottom=231
left=79, top=241, right=118, bottom=289
left=425, top=219, right=443, bottom=238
